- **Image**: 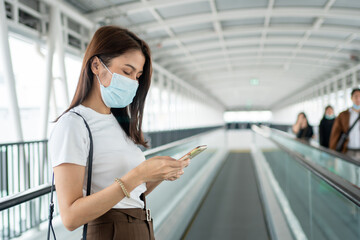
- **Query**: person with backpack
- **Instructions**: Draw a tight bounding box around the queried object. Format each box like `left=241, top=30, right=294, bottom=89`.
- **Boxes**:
left=330, top=88, right=360, bottom=159
left=48, top=26, right=190, bottom=240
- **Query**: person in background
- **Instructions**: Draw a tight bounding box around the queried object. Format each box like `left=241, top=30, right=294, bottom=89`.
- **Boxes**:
left=330, top=88, right=360, bottom=159
left=292, top=112, right=314, bottom=141
left=319, top=105, right=335, bottom=148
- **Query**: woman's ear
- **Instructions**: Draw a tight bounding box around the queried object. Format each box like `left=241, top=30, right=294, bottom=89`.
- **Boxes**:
left=90, top=57, right=100, bottom=76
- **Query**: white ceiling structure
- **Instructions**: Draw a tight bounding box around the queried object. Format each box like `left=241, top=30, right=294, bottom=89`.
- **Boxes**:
left=61, top=0, right=360, bottom=110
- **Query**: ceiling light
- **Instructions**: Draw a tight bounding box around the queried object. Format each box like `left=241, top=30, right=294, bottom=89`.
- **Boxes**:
left=250, top=78, right=259, bottom=86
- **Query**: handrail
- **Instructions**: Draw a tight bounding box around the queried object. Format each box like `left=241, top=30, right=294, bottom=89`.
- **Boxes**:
left=144, top=126, right=223, bottom=156
left=0, top=128, right=222, bottom=211
left=0, top=139, right=48, bottom=147
left=0, top=184, right=53, bottom=211
left=269, top=126, right=360, bottom=167
left=0, top=126, right=223, bottom=148
left=252, top=125, right=360, bottom=207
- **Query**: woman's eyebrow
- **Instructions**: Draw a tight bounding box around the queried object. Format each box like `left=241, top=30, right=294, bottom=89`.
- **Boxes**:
left=124, top=64, right=143, bottom=73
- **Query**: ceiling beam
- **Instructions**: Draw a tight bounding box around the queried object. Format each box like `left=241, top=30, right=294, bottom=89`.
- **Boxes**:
left=270, top=63, right=360, bottom=110
left=195, top=70, right=328, bottom=83
left=320, top=33, right=358, bottom=65
left=155, top=47, right=351, bottom=66
left=139, top=0, right=204, bottom=76
left=168, top=55, right=347, bottom=72
left=282, top=0, right=336, bottom=70
left=209, top=0, right=233, bottom=72
left=85, top=0, right=207, bottom=20
left=131, top=8, right=360, bottom=33
left=149, top=25, right=360, bottom=48
left=152, top=36, right=360, bottom=58
left=257, top=0, right=274, bottom=63
left=199, top=78, right=312, bottom=88
left=173, top=61, right=344, bottom=75
left=42, top=0, right=94, bottom=29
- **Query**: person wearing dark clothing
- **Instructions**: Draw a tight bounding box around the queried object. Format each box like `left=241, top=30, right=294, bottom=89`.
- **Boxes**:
left=319, top=105, right=335, bottom=148
left=293, top=112, right=314, bottom=141
left=297, top=126, right=314, bottom=139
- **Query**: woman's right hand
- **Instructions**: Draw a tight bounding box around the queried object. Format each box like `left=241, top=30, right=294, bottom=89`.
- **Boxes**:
left=137, top=156, right=190, bottom=183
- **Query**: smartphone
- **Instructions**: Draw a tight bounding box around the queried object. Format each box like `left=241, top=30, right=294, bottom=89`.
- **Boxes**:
left=178, top=145, right=208, bottom=161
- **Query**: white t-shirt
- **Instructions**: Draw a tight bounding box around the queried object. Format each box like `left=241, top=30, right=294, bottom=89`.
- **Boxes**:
left=49, top=104, right=147, bottom=209
left=348, top=108, right=360, bottom=149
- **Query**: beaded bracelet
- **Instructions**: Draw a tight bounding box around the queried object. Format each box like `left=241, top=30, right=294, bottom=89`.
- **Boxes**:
left=115, top=178, right=130, bottom=198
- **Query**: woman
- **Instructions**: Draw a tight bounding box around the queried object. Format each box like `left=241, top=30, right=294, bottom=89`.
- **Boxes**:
left=292, top=112, right=314, bottom=141
left=319, top=105, right=335, bottom=148
left=48, top=26, right=189, bottom=239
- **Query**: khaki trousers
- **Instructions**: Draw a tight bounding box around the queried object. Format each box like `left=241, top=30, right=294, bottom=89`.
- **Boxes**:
left=86, top=208, right=154, bottom=240
left=86, top=194, right=154, bottom=240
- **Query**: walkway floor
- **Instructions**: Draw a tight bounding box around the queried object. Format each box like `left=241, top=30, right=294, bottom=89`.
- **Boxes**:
left=183, top=152, right=270, bottom=240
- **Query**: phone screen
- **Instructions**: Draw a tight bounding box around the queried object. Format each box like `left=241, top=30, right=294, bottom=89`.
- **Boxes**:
left=178, top=145, right=207, bottom=161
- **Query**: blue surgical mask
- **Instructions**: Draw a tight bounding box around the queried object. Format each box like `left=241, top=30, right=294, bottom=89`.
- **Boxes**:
left=353, top=104, right=360, bottom=110
left=325, top=114, right=335, bottom=120
left=97, top=61, right=139, bottom=108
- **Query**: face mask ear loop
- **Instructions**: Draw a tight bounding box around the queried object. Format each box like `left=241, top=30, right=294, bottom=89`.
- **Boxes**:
left=96, top=74, right=103, bottom=87
left=99, top=59, right=113, bottom=75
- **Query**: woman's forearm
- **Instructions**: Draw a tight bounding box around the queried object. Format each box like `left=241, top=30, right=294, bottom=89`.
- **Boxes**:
left=57, top=167, right=143, bottom=231
left=292, top=124, right=300, bottom=133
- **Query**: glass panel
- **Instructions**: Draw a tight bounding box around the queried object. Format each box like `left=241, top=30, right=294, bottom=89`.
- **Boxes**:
left=311, top=173, right=360, bottom=240
left=271, top=132, right=360, bottom=187
left=255, top=132, right=360, bottom=240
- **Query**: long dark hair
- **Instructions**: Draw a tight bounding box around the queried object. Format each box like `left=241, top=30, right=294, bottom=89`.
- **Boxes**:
left=297, top=112, right=309, bottom=126
left=56, top=26, right=152, bottom=147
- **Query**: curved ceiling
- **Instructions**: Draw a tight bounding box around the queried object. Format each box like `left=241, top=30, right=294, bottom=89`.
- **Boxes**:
left=64, top=0, right=360, bottom=110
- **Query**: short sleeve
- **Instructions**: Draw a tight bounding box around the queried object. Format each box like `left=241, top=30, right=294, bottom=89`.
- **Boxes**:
left=49, top=112, right=90, bottom=168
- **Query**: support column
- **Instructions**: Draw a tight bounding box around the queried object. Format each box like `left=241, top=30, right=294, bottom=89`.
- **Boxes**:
left=0, top=0, right=23, bottom=141
left=327, top=82, right=332, bottom=107
left=317, top=86, right=322, bottom=119
left=334, top=79, right=339, bottom=112
left=343, top=77, right=348, bottom=108
left=55, top=9, right=70, bottom=106
left=352, top=71, right=358, bottom=89
left=40, top=6, right=56, bottom=139
left=322, top=84, right=327, bottom=109
left=318, top=86, right=323, bottom=113
left=158, top=73, right=164, bottom=131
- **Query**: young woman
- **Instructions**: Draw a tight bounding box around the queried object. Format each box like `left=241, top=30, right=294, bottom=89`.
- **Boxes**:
left=48, top=26, right=190, bottom=239
left=292, top=112, right=314, bottom=141
left=319, top=105, right=335, bottom=148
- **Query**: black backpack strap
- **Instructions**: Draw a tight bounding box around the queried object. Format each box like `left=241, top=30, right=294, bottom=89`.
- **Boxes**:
left=47, top=174, right=56, bottom=240
left=70, top=111, right=93, bottom=240
left=346, top=112, right=360, bottom=135
left=47, top=111, right=93, bottom=240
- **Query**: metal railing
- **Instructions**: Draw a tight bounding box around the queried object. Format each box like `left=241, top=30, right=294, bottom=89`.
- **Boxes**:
left=252, top=125, right=360, bottom=240
left=271, top=127, right=360, bottom=167
left=145, top=125, right=223, bottom=148
left=0, top=140, right=52, bottom=239
left=0, top=127, right=225, bottom=239
left=252, top=125, right=360, bottom=206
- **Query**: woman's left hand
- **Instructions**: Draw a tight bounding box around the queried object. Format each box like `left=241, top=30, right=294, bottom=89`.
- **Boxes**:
left=165, top=170, right=184, bottom=181
left=165, top=159, right=191, bottom=181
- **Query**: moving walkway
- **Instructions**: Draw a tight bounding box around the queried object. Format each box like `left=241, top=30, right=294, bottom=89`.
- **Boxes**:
left=1, top=126, right=359, bottom=240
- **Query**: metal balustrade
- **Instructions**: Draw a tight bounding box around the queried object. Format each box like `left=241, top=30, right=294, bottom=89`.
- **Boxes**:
left=0, top=140, right=52, bottom=239
left=0, top=127, right=224, bottom=239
